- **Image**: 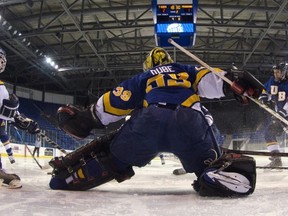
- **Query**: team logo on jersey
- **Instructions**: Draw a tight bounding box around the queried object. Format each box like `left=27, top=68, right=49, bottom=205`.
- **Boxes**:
left=270, top=85, right=286, bottom=101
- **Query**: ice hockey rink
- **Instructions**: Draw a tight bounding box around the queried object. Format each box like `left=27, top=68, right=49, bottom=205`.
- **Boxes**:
left=0, top=154, right=288, bottom=216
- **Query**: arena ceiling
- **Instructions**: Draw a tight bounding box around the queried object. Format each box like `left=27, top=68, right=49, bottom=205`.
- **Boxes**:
left=0, top=0, right=288, bottom=102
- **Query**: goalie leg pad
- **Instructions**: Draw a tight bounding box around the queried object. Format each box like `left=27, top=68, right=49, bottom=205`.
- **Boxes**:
left=49, top=155, right=135, bottom=191
left=49, top=130, right=117, bottom=172
left=193, top=154, right=256, bottom=197
left=50, top=158, right=115, bottom=191
left=49, top=130, right=135, bottom=191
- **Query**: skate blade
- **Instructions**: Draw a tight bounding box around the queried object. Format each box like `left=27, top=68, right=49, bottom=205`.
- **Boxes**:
left=41, top=164, right=52, bottom=170
left=7, top=179, right=22, bottom=189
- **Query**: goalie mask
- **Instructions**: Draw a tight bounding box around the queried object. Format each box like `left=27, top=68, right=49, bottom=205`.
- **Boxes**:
left=143, top=47, right=174, bottom=71
left=0, top=47, right=7, bottom=73
left=272, top=62, right=288, bottom=81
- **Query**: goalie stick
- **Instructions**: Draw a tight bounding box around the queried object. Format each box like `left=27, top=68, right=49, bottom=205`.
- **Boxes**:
left=168, top=38, right=288, bottom=126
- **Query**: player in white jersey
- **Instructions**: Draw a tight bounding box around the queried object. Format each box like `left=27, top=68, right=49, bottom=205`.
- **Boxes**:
left=0, top=47, right=40, bottom=188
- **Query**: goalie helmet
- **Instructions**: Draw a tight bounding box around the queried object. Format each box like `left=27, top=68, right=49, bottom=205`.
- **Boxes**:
left=272, top=62, right=288, bottom=80
left=0, top=47, right=7, bottom=73
left=143, top=47, right=173, bottom=71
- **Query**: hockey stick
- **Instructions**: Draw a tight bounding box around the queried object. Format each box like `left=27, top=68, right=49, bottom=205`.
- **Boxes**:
left=13, top=127, right=48, bottom=169
left=38, top=131, right=68, bottom=155
left=256, top=166, right=288, bottom=170
left=24, top=144, right=43, bottom=169
left=168, top=38, right=288, bottom=126
left=221, top=147, right=288, bottom=157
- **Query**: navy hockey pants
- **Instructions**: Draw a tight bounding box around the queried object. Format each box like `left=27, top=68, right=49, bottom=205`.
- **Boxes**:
left=110, top=105, right=218, bottom=176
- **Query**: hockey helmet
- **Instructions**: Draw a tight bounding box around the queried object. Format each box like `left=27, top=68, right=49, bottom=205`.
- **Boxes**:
left=272, top=62, right=288, bottom=80
left=0, top=47, right=7, bottom=73
left=143, top=47, right=173, bottom=71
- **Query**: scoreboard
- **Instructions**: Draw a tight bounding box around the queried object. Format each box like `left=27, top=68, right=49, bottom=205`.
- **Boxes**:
left=152, top=0, right=198, bottom=47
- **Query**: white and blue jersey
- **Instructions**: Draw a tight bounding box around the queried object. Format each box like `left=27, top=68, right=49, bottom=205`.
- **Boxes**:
left=262, top=76, right=288, bottom=116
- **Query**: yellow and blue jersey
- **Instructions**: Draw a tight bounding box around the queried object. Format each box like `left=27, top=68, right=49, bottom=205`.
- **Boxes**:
left=97, top=63, right=226, bottom=125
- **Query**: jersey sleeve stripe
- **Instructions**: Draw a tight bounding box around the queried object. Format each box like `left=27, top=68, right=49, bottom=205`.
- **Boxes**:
left=193, top=68, right=223, bottom=91
left=181, top=94, right=200, bottom=107
left=103, top=92, right=133, bottom=116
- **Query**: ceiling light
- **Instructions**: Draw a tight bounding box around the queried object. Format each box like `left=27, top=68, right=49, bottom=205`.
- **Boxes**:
left=46, top=57, right=52, bottom=63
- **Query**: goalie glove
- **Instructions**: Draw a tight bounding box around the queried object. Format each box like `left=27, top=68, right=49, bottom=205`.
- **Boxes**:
left=57, top=104, right=105, bottom=139
left=0, top=93, right=19, bottom=119
left=13, top=114, right=40, bottom=134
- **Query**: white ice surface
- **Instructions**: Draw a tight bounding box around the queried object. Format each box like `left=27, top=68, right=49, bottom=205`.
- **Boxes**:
left=0, top=156, right=288, bottom=216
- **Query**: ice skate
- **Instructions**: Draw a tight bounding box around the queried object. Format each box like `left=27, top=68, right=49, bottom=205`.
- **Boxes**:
left=264, top=157, right=282, bottom=171
left=160, top=156, right=165, bottom=165
left=173, top=168, right=187, bottom=175
left=0, top=169, right=22, bottom=189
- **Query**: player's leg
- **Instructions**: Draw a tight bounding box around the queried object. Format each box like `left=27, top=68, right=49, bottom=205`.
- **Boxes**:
left=36, top=147, right=40, bottom=157
left=172, top=108, right=256, bottom=197
left=264, top=120, right=283, bottom=167
left=32, top=147, right=36, bottom=157
left=0, top=121, right=15, bottom=164
left=159, top=153, right=165, bottom=165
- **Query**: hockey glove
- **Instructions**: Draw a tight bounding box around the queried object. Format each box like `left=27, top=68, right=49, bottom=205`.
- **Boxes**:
left=0, top=93, right=19, bottom=119
left=258, top=93, right=269, bottom=104
left=57, top=104, right=105, bottom=139
left=13, top=114, right=40, bottom=134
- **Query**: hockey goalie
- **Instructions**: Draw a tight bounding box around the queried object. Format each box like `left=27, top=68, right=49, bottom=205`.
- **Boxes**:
left=49, top=47, right=260, bottom=197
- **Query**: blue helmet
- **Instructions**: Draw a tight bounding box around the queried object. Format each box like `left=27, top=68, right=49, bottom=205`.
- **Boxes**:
left=273, top=62, right=288, bottom=79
